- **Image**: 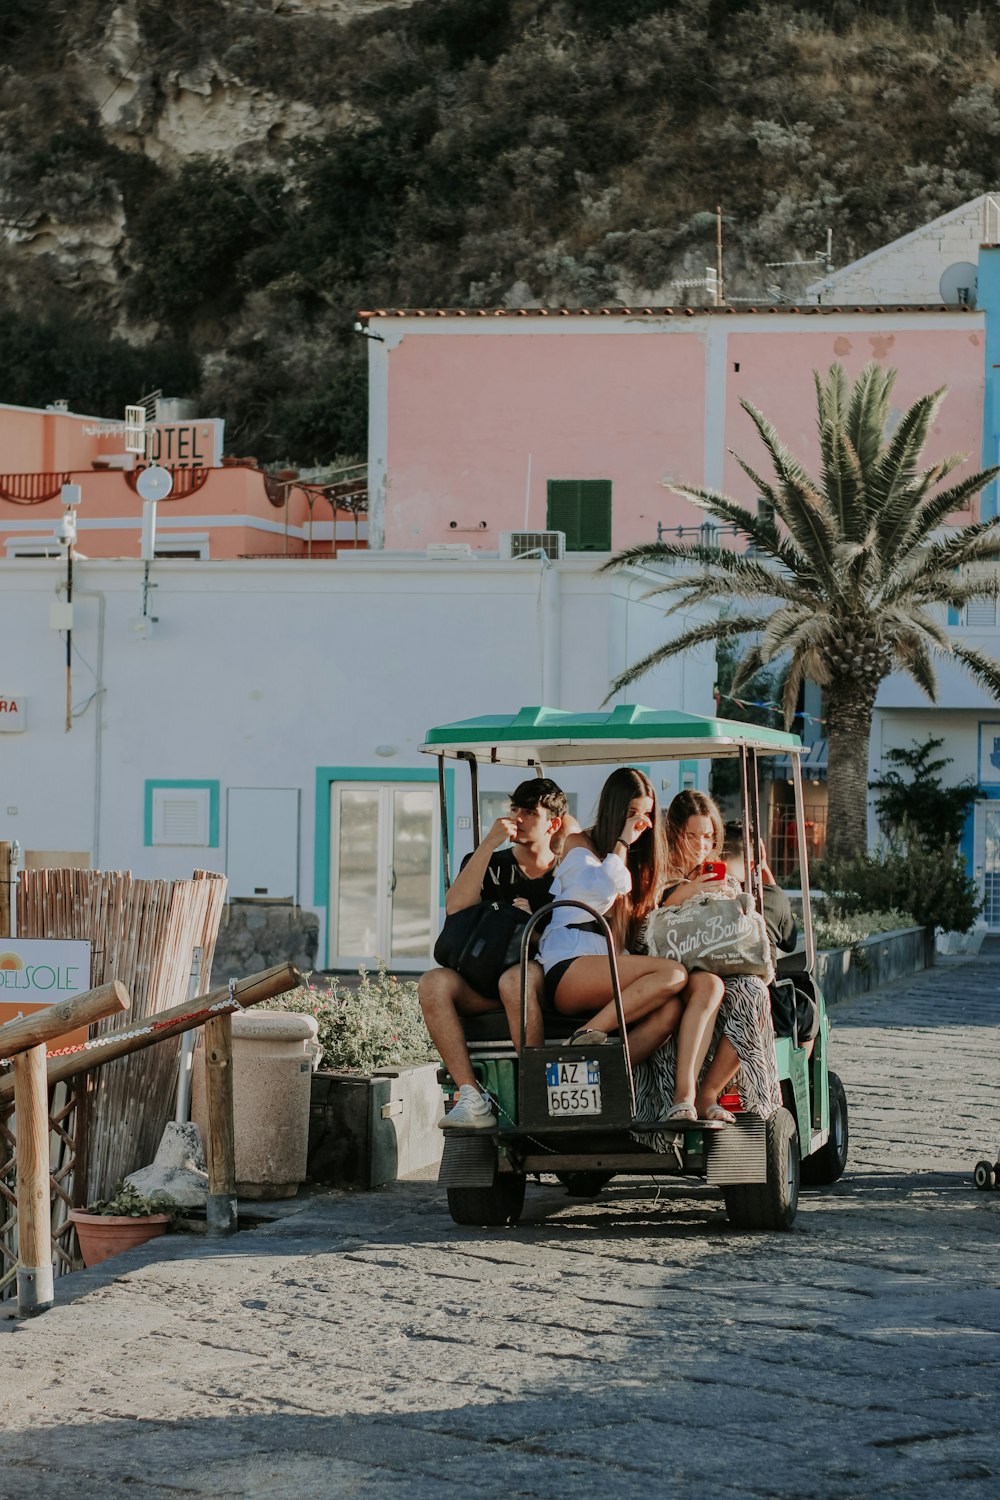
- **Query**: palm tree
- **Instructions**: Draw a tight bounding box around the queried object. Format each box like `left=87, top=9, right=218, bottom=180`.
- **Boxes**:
left=603, top=362, right=1000, bottom=857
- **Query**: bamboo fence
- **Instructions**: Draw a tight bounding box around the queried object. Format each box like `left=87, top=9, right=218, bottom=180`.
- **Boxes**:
left=14, top=867, right=227, bottom=1202
left=0, top=856, right=228, bottom=1294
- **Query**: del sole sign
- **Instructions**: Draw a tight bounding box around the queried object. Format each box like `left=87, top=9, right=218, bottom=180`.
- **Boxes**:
left=0, top=939, right=93, bottom=1049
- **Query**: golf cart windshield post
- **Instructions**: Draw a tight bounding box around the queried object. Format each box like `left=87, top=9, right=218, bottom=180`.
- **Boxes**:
left=437, top=756, right=451, bottom=891
left=737, top=746, right=765, bottom=917
left=791, top=756, right=816, bottom=971
left=747, top=748, right=767, bottom=917
left=518, top=899, right=637, bottom=1117
left=456, top=751, right=481, bottom=847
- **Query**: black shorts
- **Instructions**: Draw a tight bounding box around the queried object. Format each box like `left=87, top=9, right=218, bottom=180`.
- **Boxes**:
left=543, top=957, right=577, bottom=1009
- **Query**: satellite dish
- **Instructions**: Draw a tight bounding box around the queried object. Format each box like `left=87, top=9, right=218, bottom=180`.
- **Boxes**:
left=939, top=261, right=978, bottom=307
left=135, top=465, right=173, bottom=501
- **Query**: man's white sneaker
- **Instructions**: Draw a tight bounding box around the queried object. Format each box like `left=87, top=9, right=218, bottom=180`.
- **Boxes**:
left=440, top=1085, right=495, bottom=1130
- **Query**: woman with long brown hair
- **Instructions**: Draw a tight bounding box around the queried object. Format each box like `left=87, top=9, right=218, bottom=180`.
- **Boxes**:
left=537, top=768, right=725, bottom=1094
left=635, top=789, right=782, bottom=1135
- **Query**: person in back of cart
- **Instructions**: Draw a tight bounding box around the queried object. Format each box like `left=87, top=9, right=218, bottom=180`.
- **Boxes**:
left=419, top=778, right=568, bottom=1129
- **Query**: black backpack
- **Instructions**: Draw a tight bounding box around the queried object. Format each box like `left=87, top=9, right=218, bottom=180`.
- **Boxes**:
left=433, top=900, right=529, bottom=999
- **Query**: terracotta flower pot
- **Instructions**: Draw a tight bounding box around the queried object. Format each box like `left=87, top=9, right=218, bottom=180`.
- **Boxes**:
left=69, top=1210, right=171, bottom=1268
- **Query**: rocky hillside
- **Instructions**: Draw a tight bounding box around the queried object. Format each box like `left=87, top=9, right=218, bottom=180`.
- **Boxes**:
left=2, top=0, right=1000, bottom=463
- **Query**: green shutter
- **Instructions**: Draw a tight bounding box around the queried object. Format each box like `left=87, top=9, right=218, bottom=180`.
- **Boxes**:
left=546, top=479, right=612, bottom=551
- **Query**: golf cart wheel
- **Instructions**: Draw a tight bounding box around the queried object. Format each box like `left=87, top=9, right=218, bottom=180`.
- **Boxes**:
left=447, top=1175, right=526, bottom=1227
left=722, top=1107, right=800, bottom=1231
left=800, top=1072, right=850, bottom=1187
left=555, top=1171, right=615, bottom=1198
left=974, top=1160, right=997, bottom=1191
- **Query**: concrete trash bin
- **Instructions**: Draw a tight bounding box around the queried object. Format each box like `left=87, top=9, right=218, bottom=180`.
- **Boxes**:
left=192, top=1010, right=319, bottom=1199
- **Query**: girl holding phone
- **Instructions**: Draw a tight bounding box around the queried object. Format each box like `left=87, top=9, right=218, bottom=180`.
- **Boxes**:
left=538, top=768, right=725, bottom=1102
left=635, top=790, right=782, bottom=1131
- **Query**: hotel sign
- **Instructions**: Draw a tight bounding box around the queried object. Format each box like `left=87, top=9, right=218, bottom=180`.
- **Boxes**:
left=0, top=939, right=93, bottom=1050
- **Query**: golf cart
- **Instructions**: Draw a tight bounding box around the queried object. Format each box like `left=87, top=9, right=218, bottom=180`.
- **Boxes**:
left=421, top=705, right=849, bottom=1232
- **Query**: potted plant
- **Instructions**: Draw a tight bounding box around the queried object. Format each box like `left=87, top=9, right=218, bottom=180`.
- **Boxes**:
left=69, top=1181, right=174, bottom=1268
left=263, top=964, right=441, bottom=1189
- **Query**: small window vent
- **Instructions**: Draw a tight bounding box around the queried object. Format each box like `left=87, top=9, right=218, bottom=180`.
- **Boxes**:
left=499, top=530, right=566, bottom=560
left=151, top=788, right=210, bottom=846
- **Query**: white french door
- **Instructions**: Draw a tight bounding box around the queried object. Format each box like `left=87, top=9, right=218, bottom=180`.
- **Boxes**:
left=973, top=800, right=1000, bottom=930
left=328, top=782, right=439, bottom=969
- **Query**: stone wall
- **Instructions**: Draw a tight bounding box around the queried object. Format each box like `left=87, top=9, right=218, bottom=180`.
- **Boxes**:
left=210, top=901, right=318, bottom=986
left=817, top=926, right=931, bottom=1008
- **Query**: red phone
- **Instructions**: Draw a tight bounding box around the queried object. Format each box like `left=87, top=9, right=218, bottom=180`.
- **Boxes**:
left=701, top=861, right=727, bottom=881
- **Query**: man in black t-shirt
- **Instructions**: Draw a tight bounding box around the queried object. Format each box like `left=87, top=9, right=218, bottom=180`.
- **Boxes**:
left=420, top=778, right=567, bottom=1128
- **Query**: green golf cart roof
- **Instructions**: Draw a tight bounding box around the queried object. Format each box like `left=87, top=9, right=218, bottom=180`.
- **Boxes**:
left=420, top=705, right=802, bottom=767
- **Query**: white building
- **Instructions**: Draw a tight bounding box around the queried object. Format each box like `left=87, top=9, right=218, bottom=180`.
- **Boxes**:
left=0, top=553, right=714, bottom=968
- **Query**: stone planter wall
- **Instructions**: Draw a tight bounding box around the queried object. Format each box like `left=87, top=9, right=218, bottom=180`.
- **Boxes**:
left=816, top=925, right=931, bottom=1008
left=210, top=901, right=319, bottom=985
left=308, top=1063, right=443, bottom=1190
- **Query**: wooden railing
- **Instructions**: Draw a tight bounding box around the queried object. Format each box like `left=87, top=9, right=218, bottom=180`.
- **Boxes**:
left=0, top=961, right=301, bottom=1319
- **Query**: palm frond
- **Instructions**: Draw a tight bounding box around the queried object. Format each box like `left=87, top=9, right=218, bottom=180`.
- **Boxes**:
left=869, top=389, right=947, bottom=548
left=816, top=417, right=863, bottom=541
left=738, top=399, right=843, bottom=583
left=890, top=464, right=1000, bottom=554
left=893, top=631, right=939, bottom=700
left=781, top=652, right=808, bottom=730
left=604, top=613, right=766, bottom=700
left=845, top=361, right=895, bottom=479
left=758, top=604, right=822, bottom=662
left=637, top=549, right=814, bottom=609
left=885, top=605, right=951, bottom=652
left=948, top=641, right=1000, bottom=699
left=907, top=517, right=1000, bottom=576
left=671, top=478, right=814, bottom=575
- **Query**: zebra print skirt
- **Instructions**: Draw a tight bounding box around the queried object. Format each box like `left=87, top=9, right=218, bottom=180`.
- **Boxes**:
left=632, top=974, right=782, bottom=1154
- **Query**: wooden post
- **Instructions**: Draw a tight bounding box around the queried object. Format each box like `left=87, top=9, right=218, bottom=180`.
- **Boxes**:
left=203, top=1011, right=237, bottom=1236
left=13, top=1043, right=54, bottom=1316
left=0, top=841, right=11, bottom=939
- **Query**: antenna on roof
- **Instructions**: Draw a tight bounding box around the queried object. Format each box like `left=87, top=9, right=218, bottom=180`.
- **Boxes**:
left=766, top=228, right=835, bottom=277
left=123, top=391, right=161, bottom=458
left=672, top=205, right=726, bottom=304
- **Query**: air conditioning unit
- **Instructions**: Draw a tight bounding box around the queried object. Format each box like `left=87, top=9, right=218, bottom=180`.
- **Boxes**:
left=425, top=542, right=473, bottom=559
left=499, top=530, right=566, bottom=561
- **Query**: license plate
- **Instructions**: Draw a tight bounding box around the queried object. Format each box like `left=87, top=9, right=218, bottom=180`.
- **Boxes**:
left=545, top=1059, right=602, bottom=1116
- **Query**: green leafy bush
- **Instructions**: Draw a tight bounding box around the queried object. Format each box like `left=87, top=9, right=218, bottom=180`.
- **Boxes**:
left=870, top=738, right=976, bottom=848
left=813, top=841, right=982, bottom=934
left=263, top=964, right=434, bottom=1075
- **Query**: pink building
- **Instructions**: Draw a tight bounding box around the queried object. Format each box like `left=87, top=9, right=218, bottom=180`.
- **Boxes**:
left=360, top=304, right=985, bottom=552
left=0, top=402, right=367, bottom=559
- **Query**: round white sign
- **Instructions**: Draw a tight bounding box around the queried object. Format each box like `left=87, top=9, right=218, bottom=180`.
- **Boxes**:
left=135, top=465, right=174, bottom=501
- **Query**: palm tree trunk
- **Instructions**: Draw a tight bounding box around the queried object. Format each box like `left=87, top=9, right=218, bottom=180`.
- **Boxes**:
left=824, top=680, right=878, bottom=859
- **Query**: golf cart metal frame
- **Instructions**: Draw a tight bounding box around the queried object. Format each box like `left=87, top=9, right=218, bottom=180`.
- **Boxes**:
left=420, top=706, right=849, bottom=1231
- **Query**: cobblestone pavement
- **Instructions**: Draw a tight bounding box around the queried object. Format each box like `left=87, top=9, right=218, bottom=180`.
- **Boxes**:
left=1, top=955, right=998, bottom=1499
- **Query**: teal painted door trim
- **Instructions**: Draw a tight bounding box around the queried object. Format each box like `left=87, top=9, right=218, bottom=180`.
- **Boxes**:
left=978, top=246, right=1000, bottom=520
left=143, top=779, right=220, bottom=847
left=313, top=764, right=455, bottom=920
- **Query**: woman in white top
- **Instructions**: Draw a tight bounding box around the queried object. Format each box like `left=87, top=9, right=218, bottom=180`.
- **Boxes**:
left=538, top=768, right=726, bottom=1106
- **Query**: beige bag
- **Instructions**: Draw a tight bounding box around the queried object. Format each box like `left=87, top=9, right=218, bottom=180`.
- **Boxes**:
left=643, top=890, right=774, bottom=983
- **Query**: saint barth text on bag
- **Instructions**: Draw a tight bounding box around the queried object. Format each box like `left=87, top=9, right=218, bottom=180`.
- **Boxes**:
left=643, top=892, right=774, bottom=983
left=433, top=900, right=529, bottom=998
